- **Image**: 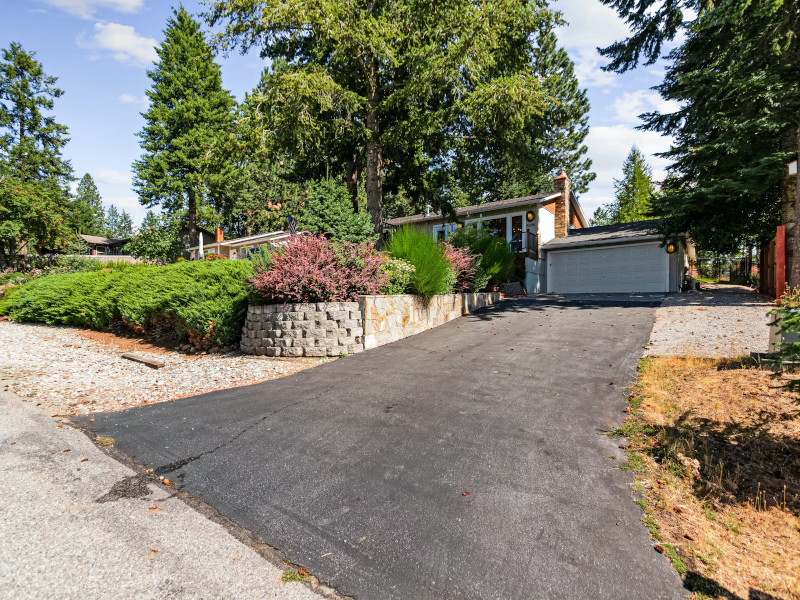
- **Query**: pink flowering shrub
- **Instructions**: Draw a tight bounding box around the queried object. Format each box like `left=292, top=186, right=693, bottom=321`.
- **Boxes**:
left=441, top=242, right=477, bottom=292
left=249, top=233, right=388, bottom=303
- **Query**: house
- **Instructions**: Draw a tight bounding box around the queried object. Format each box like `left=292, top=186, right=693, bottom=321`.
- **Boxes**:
left=80, top=234, right=130, bottom=256
left=186, top=227, right=292, bottom=259
left=387, top=173, right=690, bottom=294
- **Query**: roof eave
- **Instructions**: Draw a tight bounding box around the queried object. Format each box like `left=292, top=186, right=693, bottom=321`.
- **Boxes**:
left=542, top=234, right=664, bottom=251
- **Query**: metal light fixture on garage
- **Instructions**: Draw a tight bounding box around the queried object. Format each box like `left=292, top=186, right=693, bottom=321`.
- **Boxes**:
left=666, top=243, right=677, bottom=254
left=526, top=210, right=535, bottom=222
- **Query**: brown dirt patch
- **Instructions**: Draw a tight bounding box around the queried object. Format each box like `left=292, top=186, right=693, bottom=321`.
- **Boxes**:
left=618, top=356, right=800, bottom=599
left=73, top=328, right=191, bottom=356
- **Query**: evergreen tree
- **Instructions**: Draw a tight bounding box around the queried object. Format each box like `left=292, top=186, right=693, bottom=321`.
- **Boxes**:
left=297, top=179, right=375, bottom=243
left=591, top=146, right=656, bottom=225
left=126, top=210, right=184, bottom=262
left=206, top=0, right=563, bottom=232
left=104, top=205, right=133, bottom=239
left=68, top=173, right=105, bottom=235
left=0, top=42, right=73, bottom=259
left=133, top=6, right=238, bottom=247
left=451, top=30, right=595, bottom=204
left=598, top=0, right=799, bottom=261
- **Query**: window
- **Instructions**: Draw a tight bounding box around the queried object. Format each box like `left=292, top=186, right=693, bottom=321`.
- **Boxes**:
left=510, top=215, right=523, bottom=253
left=432, top=223, right=458, bottom=241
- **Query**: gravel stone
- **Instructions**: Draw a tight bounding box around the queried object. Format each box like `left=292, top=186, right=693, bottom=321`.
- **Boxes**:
left=0, top=322, right=327, bottom=416
left=645, top=284, right=773, bottom=358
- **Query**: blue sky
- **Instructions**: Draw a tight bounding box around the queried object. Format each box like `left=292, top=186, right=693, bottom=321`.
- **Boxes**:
left=1, top=0, right=676, bottom=227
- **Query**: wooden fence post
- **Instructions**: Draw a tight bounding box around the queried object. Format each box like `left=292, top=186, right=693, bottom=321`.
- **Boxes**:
left=776, top=225, right=786, bottom=299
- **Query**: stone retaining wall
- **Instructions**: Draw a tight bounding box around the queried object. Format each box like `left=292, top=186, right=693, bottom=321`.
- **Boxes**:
left=240, top=302, right=363, bottom=357
left=359, top=292, right=500, bottom=350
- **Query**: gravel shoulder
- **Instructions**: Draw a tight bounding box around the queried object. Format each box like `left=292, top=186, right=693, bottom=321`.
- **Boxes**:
left=0, top=321, right=327, bottom=416
left=0, top=389, right=328, bottom=600
left=645, top=284, right=773, bottom=358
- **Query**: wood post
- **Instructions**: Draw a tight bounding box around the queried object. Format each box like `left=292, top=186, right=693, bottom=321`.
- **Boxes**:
left=777, top=225, right=786, bottom=298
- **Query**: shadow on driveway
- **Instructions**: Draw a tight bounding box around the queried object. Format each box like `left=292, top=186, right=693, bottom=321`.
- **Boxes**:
left=78, top=299, right=685, bottom=600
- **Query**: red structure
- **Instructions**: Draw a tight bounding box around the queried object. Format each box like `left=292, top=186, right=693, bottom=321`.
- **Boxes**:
left=761, top=225, right=786, bottom=299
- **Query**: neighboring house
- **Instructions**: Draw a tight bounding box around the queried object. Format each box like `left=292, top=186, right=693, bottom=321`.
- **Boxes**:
left=80, top=234, right=130, bottom=256
left=179, top=226, right=216, bottom=260
left=387, top=172, right=691, bottom=294
left=186, top=228, right=291, bottom=259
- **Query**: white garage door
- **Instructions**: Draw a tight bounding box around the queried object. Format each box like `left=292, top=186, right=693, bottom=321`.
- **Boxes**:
left=548, top=242, right=668, bottom=294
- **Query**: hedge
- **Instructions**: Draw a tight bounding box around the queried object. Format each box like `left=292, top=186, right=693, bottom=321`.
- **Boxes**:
left=0, top=260, right=255, bottom=349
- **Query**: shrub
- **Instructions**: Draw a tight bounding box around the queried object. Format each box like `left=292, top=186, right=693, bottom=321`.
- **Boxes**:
left=386, top=226, right=453, bottom=300
left=380, top=258, right=415, bottom=295
left=205, top=252, right=228, bottom=261
left=297, top=179, right=376, bottom=243
left=125, top=212, right=184, bottom=263
left=441, top=243, right=476, bottom=292
left=448, top=225, right=515, bottom=290
left=0, top=260, right=255, bottom=349
left=249, top=233, right=387, bottom=303
left=248, top=244, right=277, bottom=272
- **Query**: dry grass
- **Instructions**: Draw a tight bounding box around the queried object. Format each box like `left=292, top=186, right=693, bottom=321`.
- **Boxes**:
left=617, top=357, right=800, bottom=599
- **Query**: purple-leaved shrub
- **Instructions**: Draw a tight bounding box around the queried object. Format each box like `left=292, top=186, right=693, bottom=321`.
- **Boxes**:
left=249, top=233, right=388, bottom=303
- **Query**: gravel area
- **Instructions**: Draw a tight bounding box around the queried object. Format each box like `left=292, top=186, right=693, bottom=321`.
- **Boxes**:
left=645, top=284, right=774, bottom=358
left=0, top=321, right=327, bottom=416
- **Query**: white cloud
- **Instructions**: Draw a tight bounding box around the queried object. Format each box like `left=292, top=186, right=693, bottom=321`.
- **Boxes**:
left=104, top=196, right=141, bottom=212
left=554, top=0, right=631, bottom=89
left=119, top=93, right=148, bottom=106
left=94, top=167, right=132, bottom=186
left=78, top=22, right=157, bottom=67
left=578, top=125, right=673, bottom=217
left=69, top=181, right=79, bottom=195
left=38, top=0, right=143, bottom=19
left=610, top=90, right=680, bottom=125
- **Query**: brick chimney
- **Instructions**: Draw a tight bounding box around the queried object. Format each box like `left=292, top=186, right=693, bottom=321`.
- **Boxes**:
left=553, top=171, right=570, bottom=238
left=215, top=227, right=224, bottom=243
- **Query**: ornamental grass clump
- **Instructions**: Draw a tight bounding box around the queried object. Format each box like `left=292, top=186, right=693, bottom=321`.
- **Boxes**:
left=448, top=225, right=515, bottom=290
left=249, top=233, right=387, bottom=303
left=385, top=226, right=453, bottom=301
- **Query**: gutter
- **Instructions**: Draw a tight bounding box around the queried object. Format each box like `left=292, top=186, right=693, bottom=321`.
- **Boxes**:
left=542, top=234, right=664, bottom=252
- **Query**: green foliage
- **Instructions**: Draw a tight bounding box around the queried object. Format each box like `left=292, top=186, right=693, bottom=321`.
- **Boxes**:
left=598, top=0, right=797, bottom=253
left=247, top=244, right=276, bottom=272
left=68, top=173, right=105, bottom=236
left=448, top=226, right=515, bottom=290
left=133, top=7, right=239, bottom=247
left=206, top=0, right=566, bottom=230
left=0, top=260, right=255, bottom=348
left=591, top=146, right=657, bottom=226
left=297, top=179, right=375, bottom=242
left=380, top=258, right=415, bottom=295
left=770, top=288, right=800, bottom=395
left=126, top=211, right=184, bottom=262
left=386, top=227, right=452, bottom=301
left=103, top=204, right=133, bottom=239
left=0, top=42, right=73, bottom=258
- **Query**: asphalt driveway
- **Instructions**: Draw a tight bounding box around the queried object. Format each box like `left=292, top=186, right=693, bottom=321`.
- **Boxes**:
left=78, top=298, right=685, bottom=600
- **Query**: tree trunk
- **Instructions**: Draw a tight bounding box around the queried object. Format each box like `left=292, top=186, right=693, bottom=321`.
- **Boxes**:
left=793, top=123, right=800, bottom=290
left=363, top=56, right=383, bottom=235
left=346, top=153, right=359, bottom=212
left=187, top=188, right=198, bottom=248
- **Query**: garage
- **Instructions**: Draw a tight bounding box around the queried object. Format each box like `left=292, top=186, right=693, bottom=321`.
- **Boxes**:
left=542, top=221, right=687, bottom=294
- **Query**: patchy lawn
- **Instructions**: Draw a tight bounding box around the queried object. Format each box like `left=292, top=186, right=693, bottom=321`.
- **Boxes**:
left=615, top=356, right=800, bottom=600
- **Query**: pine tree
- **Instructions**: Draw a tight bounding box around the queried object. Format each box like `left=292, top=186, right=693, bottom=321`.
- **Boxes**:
left=598, top=0, right=799, bottom=260
left=450, top=30, right=595, bottom=205
left=133, top=6, right=238, bottom=247
left=104, top=205, right=133, bottom=239
left=68, top=173, right=105, bottom=235
left=0, top=42, right=73, bottom=259
left=592, top=146, right=656, bottom=225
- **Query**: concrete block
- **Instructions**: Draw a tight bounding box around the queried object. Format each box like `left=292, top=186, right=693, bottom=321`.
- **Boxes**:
left=267, top=330, right=282, bottom=338
left=282, top=330, right=303, bottom=339
left=265, top=347, right=280, bottom=357
left=273, top=339, right=292, bottom=347
left=292, top=338, right=315, bottom=348
left=304, top=347, right=327, bottom=357
left=282, top=347, right=304, bottom=357
left=259, top=338, right=274, bottom=347
left=338, top=336, right=355, bottom=346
